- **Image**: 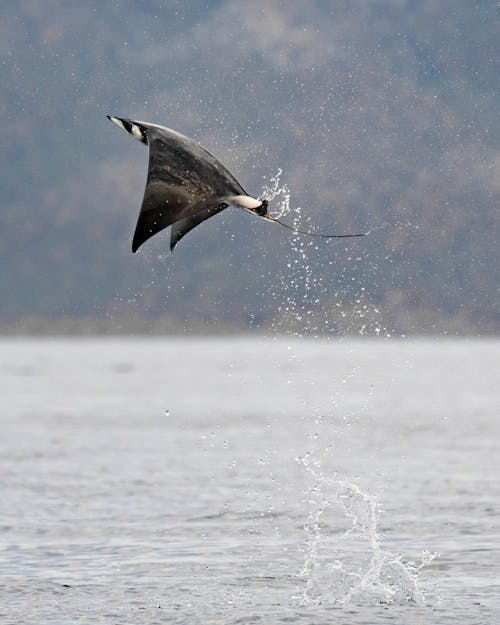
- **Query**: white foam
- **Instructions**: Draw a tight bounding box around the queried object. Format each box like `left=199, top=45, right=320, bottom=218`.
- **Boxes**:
left=296, top=452, right=436, bottom=606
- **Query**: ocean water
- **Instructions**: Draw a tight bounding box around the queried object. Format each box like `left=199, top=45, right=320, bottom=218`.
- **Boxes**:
left=0, top=337, right=499, bottom=624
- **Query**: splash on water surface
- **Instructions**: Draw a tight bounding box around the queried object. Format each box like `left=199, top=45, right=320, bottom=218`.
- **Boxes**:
left=296, top=452, right=437, bottom=606
left=260, top=170, right=436, bottom=607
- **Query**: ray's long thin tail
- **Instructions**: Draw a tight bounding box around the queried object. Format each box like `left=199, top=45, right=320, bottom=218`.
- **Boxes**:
left=264, top=214, right=367, bottom=239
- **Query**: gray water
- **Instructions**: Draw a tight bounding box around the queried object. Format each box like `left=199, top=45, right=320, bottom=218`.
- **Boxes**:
left=1, top=337, right=499, bottom=624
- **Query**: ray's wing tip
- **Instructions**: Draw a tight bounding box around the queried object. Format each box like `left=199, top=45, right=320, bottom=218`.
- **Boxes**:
left=107, top=115, right=127, bottom=128
left=106, top=115, right=121, bottom=127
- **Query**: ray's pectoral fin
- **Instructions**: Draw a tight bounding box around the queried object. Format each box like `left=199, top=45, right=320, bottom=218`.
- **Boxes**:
left=132, top=180, right=191, bottom=253
left=170, top=203, right=228, bottom=251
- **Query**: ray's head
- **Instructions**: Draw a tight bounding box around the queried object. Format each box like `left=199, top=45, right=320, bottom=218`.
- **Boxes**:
left=230, top=195, right=269, bottom=216
left=257, top=199, right=269, bottom=216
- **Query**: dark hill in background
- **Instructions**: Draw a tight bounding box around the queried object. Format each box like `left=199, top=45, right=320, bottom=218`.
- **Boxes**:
left=1, top=0, right=499, bottom=334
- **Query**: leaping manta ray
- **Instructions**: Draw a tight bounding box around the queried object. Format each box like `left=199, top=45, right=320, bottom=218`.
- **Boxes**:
left=107, top=116, right=366, bottom=252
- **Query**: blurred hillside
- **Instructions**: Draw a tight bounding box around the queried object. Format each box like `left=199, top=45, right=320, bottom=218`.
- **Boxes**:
left=1, top=0, right=499, bottom=335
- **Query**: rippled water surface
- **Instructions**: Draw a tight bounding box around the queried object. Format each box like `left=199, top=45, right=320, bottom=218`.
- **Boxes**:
left=1, top=337, right=499, bottom=624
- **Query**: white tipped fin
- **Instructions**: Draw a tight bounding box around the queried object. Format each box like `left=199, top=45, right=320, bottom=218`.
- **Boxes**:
left=107, top=116, right=147, bottom=144
left=108, top=116, right=126, bottom=132
left=230, top=195, right=263, bottom=210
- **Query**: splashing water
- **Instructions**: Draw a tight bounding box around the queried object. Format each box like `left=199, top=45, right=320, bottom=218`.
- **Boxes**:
left=296, top=452, right=437, bottom=606
left=260, top=169, right=396, bottom=338
left=261, top=170, right=320, bottom=336
left=260, top=168, right=293, bottom=220
left=260, top=171, right=436, bottom=605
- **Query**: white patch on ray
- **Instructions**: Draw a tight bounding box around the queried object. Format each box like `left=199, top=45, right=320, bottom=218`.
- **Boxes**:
left=109, top=116, right=126, bottom=132
left=230, top=195, right=262, bottom=209
left=131, top=124, right=143, bottom=141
